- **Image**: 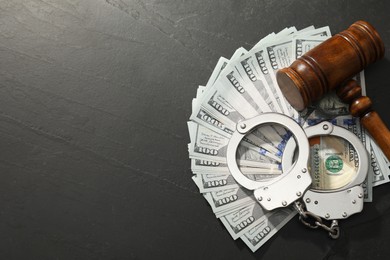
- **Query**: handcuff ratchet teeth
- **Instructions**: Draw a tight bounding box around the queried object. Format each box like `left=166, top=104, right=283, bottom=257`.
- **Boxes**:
left=226, top=112, right=369, bottom=238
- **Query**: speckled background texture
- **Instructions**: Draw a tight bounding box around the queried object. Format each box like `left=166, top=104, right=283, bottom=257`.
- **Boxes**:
left=1, top=0, right=390, bottom=259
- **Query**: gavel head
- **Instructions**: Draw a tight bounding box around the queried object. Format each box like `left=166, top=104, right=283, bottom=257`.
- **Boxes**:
left=276, top=20, right=385, bottom=111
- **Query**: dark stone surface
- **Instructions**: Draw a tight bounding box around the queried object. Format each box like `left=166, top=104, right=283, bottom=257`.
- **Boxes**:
left=0, top=0, right=390, bottom=259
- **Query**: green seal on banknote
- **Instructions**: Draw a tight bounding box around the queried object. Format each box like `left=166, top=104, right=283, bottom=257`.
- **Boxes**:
left=325, top=155, right=343, bottom=174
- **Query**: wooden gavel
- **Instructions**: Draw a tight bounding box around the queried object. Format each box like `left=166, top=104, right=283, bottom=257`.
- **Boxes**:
left=276, top=20, right=390, bottom=160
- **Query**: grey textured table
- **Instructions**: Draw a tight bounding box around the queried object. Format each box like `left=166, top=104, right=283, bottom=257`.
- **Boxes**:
left=1, top=0, right=390, bottom=259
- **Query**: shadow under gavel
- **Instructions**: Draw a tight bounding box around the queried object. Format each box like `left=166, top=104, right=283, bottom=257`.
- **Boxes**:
left=276, top=20, right=390, bottom=160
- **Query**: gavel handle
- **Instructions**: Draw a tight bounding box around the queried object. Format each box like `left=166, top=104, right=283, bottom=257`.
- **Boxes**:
left=337, top=80, right=390, bottom=160
left=357, top=108, right=390, bottom=160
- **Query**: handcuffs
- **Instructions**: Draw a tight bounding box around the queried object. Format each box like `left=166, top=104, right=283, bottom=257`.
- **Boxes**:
left=226, top=113, right=368, bottom=238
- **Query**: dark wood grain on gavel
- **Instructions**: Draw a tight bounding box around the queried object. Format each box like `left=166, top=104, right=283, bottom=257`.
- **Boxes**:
left=276, top=20, right=384, bottom=111
left=337, top=80, right=390, bottom=160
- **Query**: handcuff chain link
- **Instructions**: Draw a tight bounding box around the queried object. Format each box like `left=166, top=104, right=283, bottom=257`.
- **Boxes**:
left=293, top=201, right=340, bottom=239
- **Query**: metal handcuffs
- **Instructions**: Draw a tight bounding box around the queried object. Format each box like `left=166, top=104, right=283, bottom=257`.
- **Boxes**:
left=226, top=113, right=368, bottom=237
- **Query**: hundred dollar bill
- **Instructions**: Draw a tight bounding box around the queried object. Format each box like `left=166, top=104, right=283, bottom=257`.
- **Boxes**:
left=262, top=25, right=313, bottom=50
left=304, top=115, right=372, bottom=201
left=204, top=47, right=247, bottom=90
left=195, top=85, right=206, bottom=99
left=191, top=159, right=231, bottom=174
left=251, top=47, right=290, bottom=116
left=331, top=115, right=372, bottom=201
left=252, top=32, right=276, bottom=49
left=261, top=35, right=301, bottom=119
left=292, top=35, right=331, bottom=60
left=309, top=135, right=359, bottom=190
left=234, top=54, right=292, bottom=141
left=235, top=53, right=281, bottom=113
left=325, top=117, right=372, bottom=201
left=206, top=47, right=259, bottom=109
left=229, top=47, right=249, bottom=64
left=197, top=49, right=266, bottom=127
left=189, top=87, right=240, bottom=137
left=195, top=69, right=280, bottom=142
left=193, top=86, right=287, bottom=154
left=191, top=84, right=239, bottom=139
left=371, top=140, right=390, bottom=186
left=191, top=98, right=235, bottom=137
left=250, top=128, right=286, bottom=157
left=191, top=95, right=283, bottom=158
left=195, top=88, right=243, bottom=132
left=370, top=143, right=384, bottom=186
left=205, top=57, right=229, bottom=88
left=191, top=102, right=284, bottom=156
left=291, top=26, right=332, bottom=60
left=218, top=47, right=270, bottom=116
left=191, top=159, right=282, bottom=175
left=188, top=116, right=285, bottom=162
left=194, top=170, right=283, bottom=193
left=215, top=67, right=268, bottom=115
left=295, top=25, right=315, bottom=34
left=380, top=150, right=390, bottom=182
left=258, top=46, right=298, bottom=118
left=264, top=39, right=294, bottom=69
left=192, top=176, right=253, bottom=215
left=355, top=119, right=373, bottom=202
left=252, top=27, right=301, bottom=52
left=250, top=31, right=293, bottom=115
left=220, top=202, right=268, bottom=240
left=187, top=121, right=281, bottom=167
left=194, top=173, right=240, bottom=193
left=350, top=119, right=372, bottom=202
left=241, top=207, right=296, bottom=252
left=273, top=27, right=297, bottom=42
left=192, top=87, right=291, bottom=160
left=199, top=185, right=256, bottom=214
left=193, top=59, right=244, bottom=131
left=297, top=26, right=330, bottom=37
left=196, top=61, right=288, bottom=147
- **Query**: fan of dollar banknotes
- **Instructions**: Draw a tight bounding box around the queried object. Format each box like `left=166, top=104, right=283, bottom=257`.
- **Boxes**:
left=187, top=24, right=390, bottom=252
